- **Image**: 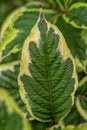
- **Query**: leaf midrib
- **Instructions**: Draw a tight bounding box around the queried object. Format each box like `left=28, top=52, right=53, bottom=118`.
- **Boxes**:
left=44, top=36, right=54, bottom=121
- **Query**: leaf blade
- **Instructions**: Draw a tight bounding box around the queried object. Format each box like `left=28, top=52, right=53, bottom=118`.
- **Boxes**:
left=18, top=11, right=78, bottom=122
left=63, top=2, right=87, bottom=29
left=76, top=77, right=87, bottom=120
left=0, top=88, right=32, bottom=130
left=56, top=17, right=87, bottom=72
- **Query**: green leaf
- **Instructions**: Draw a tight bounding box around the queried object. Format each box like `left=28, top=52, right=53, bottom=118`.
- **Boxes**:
left=63, top=105, right=86, bottom=126
left=0, top=7, right=39, bottom=62
left=0, top=62, right=32, bottom=118
left=31, top=120, right=49, bottom=130
left=0, top=0, right=13, bottom=25
left=63, top=123, right=87, bottom=130
left=47, top=125, right=62, bottom=130
left=48, top=123, right=87, bottom=130
left=0, top=88, right=32, bottom=130
left=56, top=17, right=87, bottom=72
left=63, top=2, right=87, bottom=29
left=72, top=0, right=87, bottom=4
left=76, top=76, right=87, bottom=120
left=18, top=11, right=78, bottom=122
left=82, top=29, right=87, bottom=46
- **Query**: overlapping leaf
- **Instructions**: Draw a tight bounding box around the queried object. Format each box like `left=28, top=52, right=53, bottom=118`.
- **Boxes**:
left=0, top=88, right=32, bottom=130
left=63, top=2, right=87, bottom=29
left=47, top=125, right=62, bottom=130
left=76, top=76, right=87, bottom=120
left=63, top=123, right=87, bottom=130
left=31, top=120, right=49, bottom=130
left=48, top=123, right=87, bottom=130
left=18, top=11, right=77, bottom=122
left=72, top=0, right=87, bottom=4
left=0, top=62, right=31, bottom=117
left=56, top=17, right=87, bottom=72
left=63, top=105, right=86, bottom=126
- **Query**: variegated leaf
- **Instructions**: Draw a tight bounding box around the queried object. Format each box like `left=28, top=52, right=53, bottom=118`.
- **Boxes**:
left=47, top=125, right=62, bottom=130
left=63, top=105, right=86, bottom=126
left=0, top=62, right=31, bottom=118
left=0, top=88, right=32, bottom=130
left=76, top=76, right=87, bottom=120
left=72, top=0, right=87, bottom=4
left=31, top=120, right=49, bottom=130
left=18, top=11, right=78, bottom=122
left=62, top=123, right=87, bottom=130
left=48, top=123, right=87, bottom=130
left=56, top=17, right=87, bottom=73
left=63, top=2, right=87, bottom=29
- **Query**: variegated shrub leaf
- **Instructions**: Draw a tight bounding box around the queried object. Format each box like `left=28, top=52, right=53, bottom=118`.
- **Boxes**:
left=0, top=2, right=57, bottom=117
left=0, top=62, right=31, bottom=118
left=0, top=88, right=32, bottom=130
left=63, top=2, right=87, bottom=29
left=72, top=0, right=87, bottom=4
left=63, top=105, right=86, bottom=126
left=56, top=17, right=87, bottom=72
left=76, top=76, right=87, bottom=120
left=62, top=123, right=87, bottom=130
left=48, top=123, right=87, bottom=130
left=47, top=125, right=62, bottom=130
left=31, top=120, right=49, bottom=130
left=18, top=11, right=78, bottom=122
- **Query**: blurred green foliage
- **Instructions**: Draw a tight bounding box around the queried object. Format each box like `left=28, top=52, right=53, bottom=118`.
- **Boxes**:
left=0, top=0, right=30, bottom=26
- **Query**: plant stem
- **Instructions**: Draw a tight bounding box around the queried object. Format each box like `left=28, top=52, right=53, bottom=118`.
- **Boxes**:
left=48, top=0, right=56, bottom=7
left=50, top=14, right=61, bottom=24
left=56, top=0, right=64, bottom=9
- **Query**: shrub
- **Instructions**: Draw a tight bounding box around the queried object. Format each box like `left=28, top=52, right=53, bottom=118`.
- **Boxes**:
left=0, top=0, right=87, bottom=130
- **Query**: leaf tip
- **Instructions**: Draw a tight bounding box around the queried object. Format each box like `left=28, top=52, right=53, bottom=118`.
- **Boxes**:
left=39, top=8, right=45, bottom=20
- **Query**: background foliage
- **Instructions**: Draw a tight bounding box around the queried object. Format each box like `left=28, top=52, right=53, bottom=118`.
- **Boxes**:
left=0, top=0, right=30, bottom=26
left=0, top=0, right=87, bottom=130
